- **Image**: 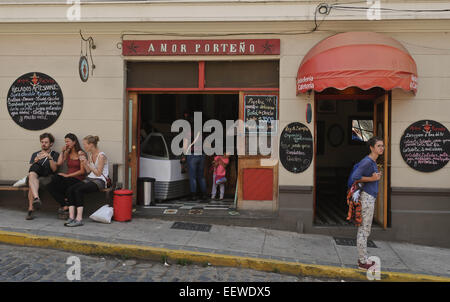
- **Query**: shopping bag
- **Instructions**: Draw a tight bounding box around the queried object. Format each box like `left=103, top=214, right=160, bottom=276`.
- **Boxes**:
left=89, top=205, right=114, bottom=224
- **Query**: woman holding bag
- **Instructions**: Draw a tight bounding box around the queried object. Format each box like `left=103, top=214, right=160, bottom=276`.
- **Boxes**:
left=65, top=135, right=109, bottom=227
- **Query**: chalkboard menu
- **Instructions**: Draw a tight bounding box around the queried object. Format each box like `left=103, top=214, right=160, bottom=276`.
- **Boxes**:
left=6, top=72, right=63, bottom=131
left=280, top=122, right=313, bottom=173
left=400, top=120, right=450, bottom=172
left=244, top=94, right=278, bottom=133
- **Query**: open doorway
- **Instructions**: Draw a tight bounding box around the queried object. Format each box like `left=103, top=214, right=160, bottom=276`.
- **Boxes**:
left=314, top=87, right=388, bottom=227
left=138, top=93, right=239, bottom=207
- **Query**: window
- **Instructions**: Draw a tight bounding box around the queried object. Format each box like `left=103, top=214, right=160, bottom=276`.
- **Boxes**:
left=349, top=118, right=373, bottom=144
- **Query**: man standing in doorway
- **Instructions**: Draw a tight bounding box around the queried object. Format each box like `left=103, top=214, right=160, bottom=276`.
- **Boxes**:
left=351, top=136, right=384, bottom=270
left=183, top=112, right=208, bottom=203
left=26, top=133, right=60, bottom=220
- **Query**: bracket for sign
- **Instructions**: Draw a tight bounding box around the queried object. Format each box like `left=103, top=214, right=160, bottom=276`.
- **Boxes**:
left=79, top=30, right=96, bottom=76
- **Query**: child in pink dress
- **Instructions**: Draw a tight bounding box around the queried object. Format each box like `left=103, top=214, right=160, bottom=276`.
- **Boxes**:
left=211, top=153, right=230, bottom=200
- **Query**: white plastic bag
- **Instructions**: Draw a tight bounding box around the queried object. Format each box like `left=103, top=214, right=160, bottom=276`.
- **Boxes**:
left=89, top=205, right=114, bottom=224
left=13, top=176, right=28, bottom=187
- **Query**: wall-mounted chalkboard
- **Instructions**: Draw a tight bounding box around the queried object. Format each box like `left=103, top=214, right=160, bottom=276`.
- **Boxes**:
left=244, top=94, right=278, bottom=133
left=280, top=122, right=313, bottom=173
left=400, top=120, right=450, bottom=172
left=6, top=72, right=63, bottom=131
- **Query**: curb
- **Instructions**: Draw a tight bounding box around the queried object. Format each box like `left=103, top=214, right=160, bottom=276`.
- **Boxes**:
left=0, top=230, right=449, bottom=282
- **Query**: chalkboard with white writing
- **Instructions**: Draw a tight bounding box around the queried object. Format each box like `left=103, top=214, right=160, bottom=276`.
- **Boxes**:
left=400, top=120, right=450, bottom=172
left=280, top=122, right=313, bottom=173
left=244, top=94, right=278, bottom=133
left=6, top=72, right=63, bottom=131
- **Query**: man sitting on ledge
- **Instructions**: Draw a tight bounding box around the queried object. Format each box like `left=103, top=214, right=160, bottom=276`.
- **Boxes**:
left=26, top=133, right=59, bottom=220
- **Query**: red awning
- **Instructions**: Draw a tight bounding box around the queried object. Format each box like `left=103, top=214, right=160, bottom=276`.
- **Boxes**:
left=296, top=32, right=418, bottom=95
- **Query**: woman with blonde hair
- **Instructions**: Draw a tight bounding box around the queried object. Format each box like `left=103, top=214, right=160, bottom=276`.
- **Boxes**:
left=64, top=135, right=109, bottom=227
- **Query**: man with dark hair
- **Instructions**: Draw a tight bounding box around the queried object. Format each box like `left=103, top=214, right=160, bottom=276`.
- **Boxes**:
left=351, top=136, right=384, bottom=270
left=26, top=133, right=59, bottom=220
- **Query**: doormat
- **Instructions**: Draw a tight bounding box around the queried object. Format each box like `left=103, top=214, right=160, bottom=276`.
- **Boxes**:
left=163, top=209, right=178, bottom=215
left=171, top=222, right=211, bottom=232
left=188, top=209, right=203, bottom=215
left=334, top=237, right=377, bottom=248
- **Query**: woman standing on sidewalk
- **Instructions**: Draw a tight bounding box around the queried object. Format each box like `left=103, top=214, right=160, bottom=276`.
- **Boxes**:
left=46, top=133, right=86, bottom=219
left=351, top=136, right=384, bottom=270
left=64, top=135, right=109, bottom=227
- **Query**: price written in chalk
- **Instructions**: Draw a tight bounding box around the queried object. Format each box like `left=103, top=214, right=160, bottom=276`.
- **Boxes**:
left=400, top=120, right=450, bottom=172
left=7, top=72, right=64, bottom=131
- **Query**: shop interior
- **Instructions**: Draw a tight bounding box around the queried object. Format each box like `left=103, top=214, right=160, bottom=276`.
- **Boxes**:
left=314, top=88, right=381, bottom=226
left=138, top=93, right=239, bottom=206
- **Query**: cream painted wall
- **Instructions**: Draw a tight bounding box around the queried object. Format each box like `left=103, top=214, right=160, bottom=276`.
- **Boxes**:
left=0, top=33, right=125, bottom=181
left=0, top=21, right=449, bottom=190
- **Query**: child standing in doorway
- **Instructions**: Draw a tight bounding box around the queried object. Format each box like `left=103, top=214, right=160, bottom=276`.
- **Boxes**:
left=211, top=152, right=230, bottom=201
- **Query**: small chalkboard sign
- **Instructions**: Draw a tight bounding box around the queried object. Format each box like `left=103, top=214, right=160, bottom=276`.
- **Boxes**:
left=400, top=120, right=450, bottom=172
left=6, top=72, right=63, bottom=131
left=280, top=122, right=313, bottom=173
left=244, top=94, right=278, bottom=133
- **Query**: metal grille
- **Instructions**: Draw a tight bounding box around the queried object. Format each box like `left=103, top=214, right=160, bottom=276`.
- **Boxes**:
left=334, top=237, right=377, bottom=248
left=171, top=222, right=212, bottom=232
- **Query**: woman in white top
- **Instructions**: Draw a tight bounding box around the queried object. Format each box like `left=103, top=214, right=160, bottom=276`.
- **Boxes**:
left=65, top=135, right=109, bottom=227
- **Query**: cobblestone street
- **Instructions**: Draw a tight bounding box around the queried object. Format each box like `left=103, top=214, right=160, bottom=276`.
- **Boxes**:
left=0, top=244, right=338, bottom=282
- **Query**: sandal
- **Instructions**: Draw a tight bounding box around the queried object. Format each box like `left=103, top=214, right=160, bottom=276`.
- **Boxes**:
left=32, top=198, right=42, bottom=211
left=66, top=220, right=84, bottom=227
left=26, top=210, right=34, bottom=220
left=64, top=218, right=75, bottom=226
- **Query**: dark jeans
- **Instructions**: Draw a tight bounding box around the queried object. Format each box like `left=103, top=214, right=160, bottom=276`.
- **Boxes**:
left=46, top=175, right=82, bottom=207
left=186, top=154, right=207, bottom=194
left=67, top=181, right=99, bottom=208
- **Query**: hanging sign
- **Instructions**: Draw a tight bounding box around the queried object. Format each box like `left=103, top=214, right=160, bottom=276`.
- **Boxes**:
left=79, top=56, right=89, bottom=82
left=279, top=122, right=313, bottom=173
left=400, top=120, right=450, bottom=172
left=6, top=72, right=63, bottom=131
left=122, top=39, right=280, bottom=56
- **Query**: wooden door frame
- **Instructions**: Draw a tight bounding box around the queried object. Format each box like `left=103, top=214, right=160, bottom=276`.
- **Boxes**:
left=126, top=90, right=247, bottom=206
left=237, top=91, right=279, bottom=212
left=313, top=90, right=389, bottom=227
left=373, top=91, right=390, bottom=229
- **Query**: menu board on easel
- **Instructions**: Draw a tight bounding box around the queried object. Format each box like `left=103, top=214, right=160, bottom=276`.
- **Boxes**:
left=244, top=94, right=278, bottom=134
left=279, top=122, right=313, bottom=173
left=400, top=120, right=450, bottom=172
left=6, top=72, right=63, bottom=131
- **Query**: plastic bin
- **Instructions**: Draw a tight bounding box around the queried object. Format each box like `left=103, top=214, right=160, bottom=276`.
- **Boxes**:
left=113, top=189, right=133, bottom=222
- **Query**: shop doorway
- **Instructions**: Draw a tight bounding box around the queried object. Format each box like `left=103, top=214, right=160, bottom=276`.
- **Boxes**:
left=314, top=87, right=390, bottom=228
left=137, top=93, right=239, bottom=207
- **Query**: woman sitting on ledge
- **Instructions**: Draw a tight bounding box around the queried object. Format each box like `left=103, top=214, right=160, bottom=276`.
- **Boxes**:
left=64, top=135, right=109, bottom=227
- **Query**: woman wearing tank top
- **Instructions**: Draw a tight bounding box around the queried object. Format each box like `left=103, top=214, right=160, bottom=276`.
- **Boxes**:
left=46, top=133, right=86, bottom=219
left=65, top=135, right=109, bottom=227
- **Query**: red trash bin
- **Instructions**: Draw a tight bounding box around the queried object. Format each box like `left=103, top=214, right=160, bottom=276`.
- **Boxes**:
left=113, top=189, right=133, bottom=222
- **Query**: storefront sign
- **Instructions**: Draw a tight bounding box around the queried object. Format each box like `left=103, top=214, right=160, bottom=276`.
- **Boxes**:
left=400, top=120, right=450, bottom=172
left=122, top=39, right=280, bottom=56
left=6, top=72, right=63, bottom=131
left=280, top=122, right=313, bottom=173
left=244, top=94, right=278, bottom=133
left=79, top=56, right=89, bottom=82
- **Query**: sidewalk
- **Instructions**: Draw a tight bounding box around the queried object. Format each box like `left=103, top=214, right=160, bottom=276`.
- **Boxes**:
left=0, top=207, right=449, bottom=282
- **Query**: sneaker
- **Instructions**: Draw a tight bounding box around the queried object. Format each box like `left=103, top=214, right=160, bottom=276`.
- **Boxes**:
left=32, top=198, right=42, bottom=211
left=358, top=260, right=375, bottom=270
left=66, top=220, right=84, bottom=227
left=25, top=211, right=34, bottom=220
